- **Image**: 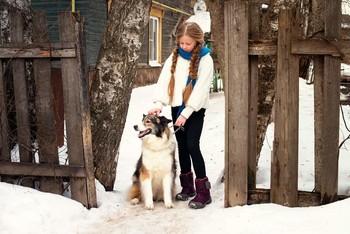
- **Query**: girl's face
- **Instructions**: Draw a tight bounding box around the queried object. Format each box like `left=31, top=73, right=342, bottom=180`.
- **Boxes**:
left=179, top=35, right=197, bottom=52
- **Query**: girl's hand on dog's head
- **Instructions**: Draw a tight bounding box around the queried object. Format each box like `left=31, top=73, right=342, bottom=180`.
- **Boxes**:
left=148, top=108, right=161, bottom=116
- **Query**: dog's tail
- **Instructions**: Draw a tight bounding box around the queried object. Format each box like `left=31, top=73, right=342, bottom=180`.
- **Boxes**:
left=127, top=175, right=141, bottom=204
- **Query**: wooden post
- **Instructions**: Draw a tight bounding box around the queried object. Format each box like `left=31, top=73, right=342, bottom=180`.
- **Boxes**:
left=224, top=0, right=249, bottom=207
left=33, top=12, right=62, bottom=195
left=10, top=12, right=33, bottom=185
left=319, top=0, right=341, bottom=204
left=314, top=55, right=323, bottom=193
left=271, top=8, right=299, bottom=207
left=0, top=50, right=10, bottom=163
left=0, top=38, right=10, bottom=183
left=248, top=2, right=259, bottom=189
left=59, top=12, right=96, bottom=208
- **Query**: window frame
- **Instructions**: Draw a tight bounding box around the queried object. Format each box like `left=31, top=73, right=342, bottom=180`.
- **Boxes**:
left=148, top=7, right=163, bottom=67
left=149, top=16, right=160, bottom=66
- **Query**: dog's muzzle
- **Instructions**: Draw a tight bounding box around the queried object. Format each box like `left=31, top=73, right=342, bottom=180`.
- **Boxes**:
left=134, top=125, right=152, bottom=138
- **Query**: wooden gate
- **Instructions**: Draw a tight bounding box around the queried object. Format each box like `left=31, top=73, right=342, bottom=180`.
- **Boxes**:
left=0, top=11, right=96, bottom=208
left=225, top=0, right=348, bottom=207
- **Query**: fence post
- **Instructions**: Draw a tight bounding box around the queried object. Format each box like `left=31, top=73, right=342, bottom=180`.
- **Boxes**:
left=248, top=2, right=260, bottom=190
left=224, top=0, right=249, bottom=207
left=10, top=12, right=33, bottom=187
left=33, top=11, right=63, bottom=195
left=319, top=0, right=341, bottom=204
left=59, top=12, right=96, bottom=208
left=271, top=8, right=299, bottom=207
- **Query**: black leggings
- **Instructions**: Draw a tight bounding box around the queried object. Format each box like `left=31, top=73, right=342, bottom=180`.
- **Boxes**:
left=171, top=107, right=206, bottom=179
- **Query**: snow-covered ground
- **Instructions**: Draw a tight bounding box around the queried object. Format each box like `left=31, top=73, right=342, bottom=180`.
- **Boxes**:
left=1, top=78, right=350, bottom=234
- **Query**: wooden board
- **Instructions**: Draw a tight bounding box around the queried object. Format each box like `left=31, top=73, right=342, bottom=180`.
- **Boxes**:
left=33, top=11, right=62, bottom=195
left=270, top=8, right=299, bottom=207
left=224, top=1, right=249, bottom=207
left=10, top=12, right=32, bottom=167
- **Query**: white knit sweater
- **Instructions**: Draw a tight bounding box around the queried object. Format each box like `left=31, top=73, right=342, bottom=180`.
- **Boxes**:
left=153, top=52, right=214, bottom=119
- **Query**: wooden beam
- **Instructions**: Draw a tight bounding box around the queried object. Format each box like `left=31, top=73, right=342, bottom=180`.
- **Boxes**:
left=10, top=12, right=32, bottom=169
left=0, top=43, right=76, bottom=58
left=292, top=39, right=350, bottom=63
left=248, top=3, right=260, bottom=190
left=271, top=8, right=299, bottom=207
left=319, top=0, right=341, bottom=205
left=224, top=0, right=249, bottom=207
left=248, top=40, right=277, bottom=55
left=59, top=12, right=97, bottom=208
left=33, top=12, right=63, bottom=195
left=248, top=189, right=350, bottom=207
left=0, top=161, right=86, bottom=177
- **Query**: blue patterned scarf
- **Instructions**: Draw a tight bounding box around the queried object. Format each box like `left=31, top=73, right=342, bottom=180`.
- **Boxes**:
left=176, top=47, right=210, bottom=118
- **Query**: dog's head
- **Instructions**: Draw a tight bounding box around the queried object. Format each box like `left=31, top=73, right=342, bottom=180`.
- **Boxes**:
left=133, top=114, right=172, bottom=138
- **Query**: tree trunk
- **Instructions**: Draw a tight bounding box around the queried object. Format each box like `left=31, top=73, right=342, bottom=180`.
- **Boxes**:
left=207, top=0, right=225, bottom=81
left=90, top=0, right=152, bottom=191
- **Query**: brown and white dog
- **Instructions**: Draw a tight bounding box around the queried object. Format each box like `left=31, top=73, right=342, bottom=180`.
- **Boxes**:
left=128, top=114, right=176, bottom=210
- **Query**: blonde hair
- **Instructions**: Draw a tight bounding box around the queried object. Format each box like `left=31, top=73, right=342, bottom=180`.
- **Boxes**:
left=168, top=22, right=204, bottom=104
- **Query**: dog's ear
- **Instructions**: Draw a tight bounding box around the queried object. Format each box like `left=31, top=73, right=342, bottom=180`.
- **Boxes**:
left=143, top=114, right=146, bottom=119
left=159, top=116, right=172, bottom=125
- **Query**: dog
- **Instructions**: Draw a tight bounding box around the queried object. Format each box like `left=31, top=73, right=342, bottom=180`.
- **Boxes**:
left=128, top=114, right=176, bottom=210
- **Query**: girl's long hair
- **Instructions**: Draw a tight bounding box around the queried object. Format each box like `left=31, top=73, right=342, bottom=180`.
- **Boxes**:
left=168, top=22, right=204, bottom=104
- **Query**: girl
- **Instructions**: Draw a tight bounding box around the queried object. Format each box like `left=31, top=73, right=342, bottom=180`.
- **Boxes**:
left=148, top=22, right=213, bottom=209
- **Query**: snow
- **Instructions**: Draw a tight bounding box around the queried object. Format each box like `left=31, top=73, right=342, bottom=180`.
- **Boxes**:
left=1, top=78, right=350, bottom=234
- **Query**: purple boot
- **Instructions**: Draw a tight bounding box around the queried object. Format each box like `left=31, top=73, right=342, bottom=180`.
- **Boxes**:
left=175, top=172, right=196, bottom=201
left=188, top=177, right=212, bottom=209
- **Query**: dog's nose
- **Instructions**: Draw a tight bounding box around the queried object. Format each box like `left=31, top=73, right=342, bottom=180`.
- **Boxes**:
left=133, top=125, right=138, bottom=130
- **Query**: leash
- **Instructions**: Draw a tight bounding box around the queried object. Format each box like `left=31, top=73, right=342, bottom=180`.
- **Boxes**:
left=170, top=124, right=185, bottom=134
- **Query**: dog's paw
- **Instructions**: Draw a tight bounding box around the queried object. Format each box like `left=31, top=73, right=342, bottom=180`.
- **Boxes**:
left=144, top=203, right=154, bottom=210
left=164, top=202, right=174, bottom=209
left=130, top=198, right=140, bottom=205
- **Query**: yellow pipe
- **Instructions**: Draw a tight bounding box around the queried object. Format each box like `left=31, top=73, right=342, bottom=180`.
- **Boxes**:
left=72, top=0, right=75, bottom=12
left=152, top=0, right=191, bottom=16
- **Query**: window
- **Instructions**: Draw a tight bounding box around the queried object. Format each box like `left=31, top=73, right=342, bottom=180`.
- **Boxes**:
left=147, top=7, right=163, bottom=67
left=149, top=16, right=159, bottom=66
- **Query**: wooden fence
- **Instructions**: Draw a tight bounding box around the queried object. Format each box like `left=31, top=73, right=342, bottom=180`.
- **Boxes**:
left=0, top=11, right=96, bottom=208
left=225, top=0, right=348, bottom=207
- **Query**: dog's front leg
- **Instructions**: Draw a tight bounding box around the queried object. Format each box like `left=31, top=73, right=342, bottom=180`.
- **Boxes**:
left=163, top=174, right=174, bottom=208
left=141, top=178, right=154, bottom=210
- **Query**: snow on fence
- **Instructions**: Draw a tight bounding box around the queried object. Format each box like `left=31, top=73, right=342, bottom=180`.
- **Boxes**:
left=0, top=11, right=96, bottom=208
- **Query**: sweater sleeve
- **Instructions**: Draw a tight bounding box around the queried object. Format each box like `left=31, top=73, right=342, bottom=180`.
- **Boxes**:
left=181, top=54, right=214, bottom=119
left=152, top=54, right=173, bottom=111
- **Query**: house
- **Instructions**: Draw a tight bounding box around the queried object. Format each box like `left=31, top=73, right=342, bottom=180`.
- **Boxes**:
left=31, top=0, right=193, bottom=87
left=135, top=0, right=192, bottom=87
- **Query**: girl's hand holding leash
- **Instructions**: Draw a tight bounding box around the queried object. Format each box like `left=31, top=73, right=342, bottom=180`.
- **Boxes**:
left=175, top=115, right=187, bottom=127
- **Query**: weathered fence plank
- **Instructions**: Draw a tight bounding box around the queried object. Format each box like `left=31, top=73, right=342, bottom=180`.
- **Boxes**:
left=33, top=11, right=62, bottom=195
left=0, top=59, right=10, bottom=162
left=319, top=0, right=341, bottom=204
left=248, top=2, right=260, bottom=189
left=76, top=17, right=98, bottom=208
left=0, top=44, right=76, bottom=58
left=59, top=12, right=96, bottom=208
left=271, top=8, right=299, bottom=207
left=248, top=40, right=277, bottom=55
left=0, top=161, right=86, bottom=177
left=10, top=12, right=32, bottom=167
left=224, top=0, right=249, bottom=207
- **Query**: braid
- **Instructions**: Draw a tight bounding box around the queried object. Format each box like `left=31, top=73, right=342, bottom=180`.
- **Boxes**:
left=168, top=48, right=179, bottom=102
left=189, top=44, right=201, bottom=79
left=183, top=44, right=202, bottom=104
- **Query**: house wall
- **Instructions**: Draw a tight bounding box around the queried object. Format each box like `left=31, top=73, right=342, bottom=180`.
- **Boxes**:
left=31, top=0, right=107, bottom=68
left=137, top=0, right=191, bottom=86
